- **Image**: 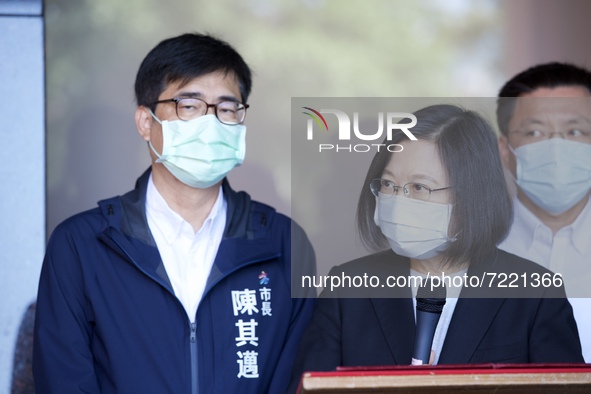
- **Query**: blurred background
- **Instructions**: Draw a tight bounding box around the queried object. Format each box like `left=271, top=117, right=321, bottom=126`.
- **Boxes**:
left=44, top=0, right=506, bottom=235
left=2, top=0, right=591, bottom=391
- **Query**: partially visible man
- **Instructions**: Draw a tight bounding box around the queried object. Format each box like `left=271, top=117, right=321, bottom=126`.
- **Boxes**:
left=497, top=62, right=591, bottom=362
left=34, top=33, right=316, bottom=393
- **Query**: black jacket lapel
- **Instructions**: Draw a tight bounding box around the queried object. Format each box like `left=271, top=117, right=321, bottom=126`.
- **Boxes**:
left=439, top=251, right=506, bottom=364
left=368, top=255, right=416, bottom=365
left=438, top=297, right=505, bottom=363
left=370, top=297, right=416, bottom=365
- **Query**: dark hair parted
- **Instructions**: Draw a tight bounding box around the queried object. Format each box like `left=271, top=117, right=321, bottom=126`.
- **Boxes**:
left=496, top=62, right=591, bottom=136
left=134, top=33, right=252, bottom=109
left=357, top=104, right=513, bottom=267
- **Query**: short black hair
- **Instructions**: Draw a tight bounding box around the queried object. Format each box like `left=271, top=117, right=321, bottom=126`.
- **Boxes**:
left=496, top=62, right=591, bottom=136
left=357, top=104, right=512, bottom=268
left=134, top=33, right=252, bottom=109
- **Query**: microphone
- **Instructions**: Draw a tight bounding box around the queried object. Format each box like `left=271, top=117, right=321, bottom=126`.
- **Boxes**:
left=411, top=278, right=446, bottom=366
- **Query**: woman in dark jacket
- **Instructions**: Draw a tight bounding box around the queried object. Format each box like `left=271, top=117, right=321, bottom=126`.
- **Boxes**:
left=289, top=104, right=583, bottom=392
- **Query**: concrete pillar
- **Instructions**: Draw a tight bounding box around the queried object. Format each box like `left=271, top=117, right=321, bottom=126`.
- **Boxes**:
left=0, top=0, right=45, bottom=392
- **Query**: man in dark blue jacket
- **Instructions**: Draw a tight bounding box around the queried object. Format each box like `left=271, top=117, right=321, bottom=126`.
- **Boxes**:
left=33, top=33, right=316, bottom=394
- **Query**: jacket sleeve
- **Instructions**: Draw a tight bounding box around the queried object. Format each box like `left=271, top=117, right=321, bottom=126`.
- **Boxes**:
left=286, top=295, right=343, bottom=394
left=528, top=289, right=584, bottom=363
left=267, top=296, right=317, bottom=394
left=33, top=226, right=101, bottom=393
left=266, top=220, right=318, bottom=394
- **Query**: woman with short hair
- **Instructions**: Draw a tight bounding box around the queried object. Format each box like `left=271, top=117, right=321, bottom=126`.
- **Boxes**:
left=289, top=104, right=583, bottom=391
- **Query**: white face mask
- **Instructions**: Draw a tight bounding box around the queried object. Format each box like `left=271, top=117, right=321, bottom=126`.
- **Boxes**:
left=374, top=195, right=453, bottom=259
left=149, top=113, right=246, bottom=189
left=510, top=138, right=591, bottom=214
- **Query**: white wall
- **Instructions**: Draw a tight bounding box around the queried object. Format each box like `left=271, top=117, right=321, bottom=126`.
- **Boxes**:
left=0, top=0, right=44, bottom=392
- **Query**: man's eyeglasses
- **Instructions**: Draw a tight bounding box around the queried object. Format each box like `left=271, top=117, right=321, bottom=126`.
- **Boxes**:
left=151, top=97, right=249, bottom=125
left=370, top=178, right=451, bottom=202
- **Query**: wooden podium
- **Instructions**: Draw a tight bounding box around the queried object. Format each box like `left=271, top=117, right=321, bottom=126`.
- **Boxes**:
left=297, top=364, right=591, bottom=393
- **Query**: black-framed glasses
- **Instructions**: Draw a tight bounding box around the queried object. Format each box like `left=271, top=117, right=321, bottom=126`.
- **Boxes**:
left=370, top=178, right=451, bottom=202
left=151, top=97, right=249, bottom=125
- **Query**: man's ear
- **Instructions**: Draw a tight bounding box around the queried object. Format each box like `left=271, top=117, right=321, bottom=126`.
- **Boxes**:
left=498, top=135, right=511, bottom=169
left=135, top=106, right=153, bottom=141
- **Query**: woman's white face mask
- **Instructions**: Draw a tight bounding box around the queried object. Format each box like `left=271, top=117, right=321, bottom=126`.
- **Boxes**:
left=374, top=195, right=454, bottom=260
left=373, top=139, right=453, bottom=260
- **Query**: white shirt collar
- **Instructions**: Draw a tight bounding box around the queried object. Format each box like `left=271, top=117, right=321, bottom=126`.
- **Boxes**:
left=145, top=174, right=225, bottom=245
left=513, top=196, right=590, bottom=254
left=511, top=197, right=542, bottom=251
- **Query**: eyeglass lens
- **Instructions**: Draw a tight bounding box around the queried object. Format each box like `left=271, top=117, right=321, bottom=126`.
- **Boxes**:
left=176, top=98, right=246, bottom=124
left=370, top=179, right=433, bottom=201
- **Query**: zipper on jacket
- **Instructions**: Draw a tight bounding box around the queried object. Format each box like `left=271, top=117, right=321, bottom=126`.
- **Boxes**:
left=108, top=231, right=279, bottom=393
left=107, top=234, right=201, bottom=393
left=190, top=322, right=198, bottom=394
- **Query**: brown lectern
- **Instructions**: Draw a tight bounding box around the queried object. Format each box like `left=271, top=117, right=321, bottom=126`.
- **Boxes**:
left=297, top=364, right=591, bottom=393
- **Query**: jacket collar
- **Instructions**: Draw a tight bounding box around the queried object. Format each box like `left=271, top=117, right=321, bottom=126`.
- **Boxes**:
left=97, top=168, right=279, bottom=294
left=100, top=168, right=259, bottom=241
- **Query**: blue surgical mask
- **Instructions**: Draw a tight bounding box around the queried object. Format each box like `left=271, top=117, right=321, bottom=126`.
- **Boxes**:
left=149, top=113, right=246, bottom=189
left=510, top=138, right=591, bottom=214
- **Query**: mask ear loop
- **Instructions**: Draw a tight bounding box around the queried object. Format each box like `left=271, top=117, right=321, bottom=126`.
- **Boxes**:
left=148, top=109, right=163, bottom=125
left=507, top=140, right=523, bottom=158
left=446, top=203, right=460, bottom=242
left=504, top=142, right=520, bottom=184
left=147, top=109, right=165, bottom=163
left=373, top=195, right=380, bottom=227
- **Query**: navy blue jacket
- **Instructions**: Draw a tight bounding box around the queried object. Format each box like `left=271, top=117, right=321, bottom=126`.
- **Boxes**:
left=33, top=170, right=316, bottom=393
left=289, top=249, right=583, bottom=392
